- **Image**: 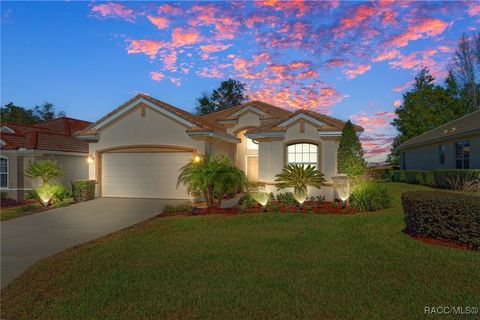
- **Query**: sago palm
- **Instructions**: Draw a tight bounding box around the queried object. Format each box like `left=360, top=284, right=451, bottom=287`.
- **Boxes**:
left=275, top=164, right=325, bottom=204
left=25, top=160, right=64, bottom=186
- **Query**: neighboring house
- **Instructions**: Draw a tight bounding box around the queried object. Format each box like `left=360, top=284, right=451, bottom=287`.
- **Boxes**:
left=0, top=117, right=91, bottom=199
left=76, top=94, right=363, bottom=200
left=398, top=110, right=480, bottom=170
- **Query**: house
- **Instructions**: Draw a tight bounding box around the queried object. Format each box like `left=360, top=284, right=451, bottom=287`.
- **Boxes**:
left=0, top=117, right=91, bottom=199
left=76, top=94, right=363, bottom=200
left=398, top=110, right=480, bottom=170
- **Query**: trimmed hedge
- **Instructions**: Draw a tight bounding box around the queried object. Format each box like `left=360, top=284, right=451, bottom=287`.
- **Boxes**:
left=433, top=169, right=480, bottom=189
left=72, top=180, right=96, bottom=202
left=392, top=169, right=480, bottom=188
left=402, top=191, right=480, bottom=249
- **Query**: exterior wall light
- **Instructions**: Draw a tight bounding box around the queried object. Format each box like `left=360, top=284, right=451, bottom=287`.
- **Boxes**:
left=87, top=154, right=95, bottom=163
left=193, top=155, right=201, bottom=163
left=332, top=174, right=350, bottom=209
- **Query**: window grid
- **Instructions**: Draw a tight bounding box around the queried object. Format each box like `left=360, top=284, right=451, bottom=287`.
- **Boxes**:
left=287, top=143, right=318, bottom=168
left=455, top=141, right=470, bottom=169
left=0, top=158, right=8, bottom=188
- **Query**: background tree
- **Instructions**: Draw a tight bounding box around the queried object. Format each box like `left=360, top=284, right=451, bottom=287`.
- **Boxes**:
left=337, top=120, right=366, bottom=178
left=387, top=68, right=477, bottom=165
left=34, top=102, right=65, bottom=120
left=454, top=33, right=480, bottom=109
left=195, top=79, right=248, bottom=115
left=1, top=102, right=39, bottom=124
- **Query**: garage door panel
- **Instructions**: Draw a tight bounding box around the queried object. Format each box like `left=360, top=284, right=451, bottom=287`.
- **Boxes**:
left=102, top=152, right=191, bottom=199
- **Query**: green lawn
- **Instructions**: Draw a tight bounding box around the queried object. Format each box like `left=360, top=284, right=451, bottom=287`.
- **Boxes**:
left=0, top=203, right=43, bottom=221
left=1, top=183, right=479, bottom=319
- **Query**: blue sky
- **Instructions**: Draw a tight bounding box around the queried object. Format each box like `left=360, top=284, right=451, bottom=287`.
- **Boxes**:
left=1, top=1, right=479, bottom=161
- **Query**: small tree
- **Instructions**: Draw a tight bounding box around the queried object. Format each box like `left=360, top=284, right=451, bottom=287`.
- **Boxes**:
left=177, top=153, right=247, bottom=207
left=337, top=120, right=366, bottom=178
left=25, top=160, right=64, bottom=186
left=275, top=164, right=325, bottom=204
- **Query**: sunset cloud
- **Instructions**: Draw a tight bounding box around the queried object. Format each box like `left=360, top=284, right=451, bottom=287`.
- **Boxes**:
left=344, top=64, right=371, bottom=79
left=387, top=18, right=448, bottom=48
left=351, top=111, right=395, bottom=132
left=127, top=40, right=165, bottom=59
left=91, top=3, right=135, bottom=22
left=149, top=71, right=165, bottom=81
left=393, top=100, right=401, bottom=107
left=147, top=15, right=169, bottom=29
left=171, top=28, right=201, bottom=46
left=199, top=44, right=232, bottom=53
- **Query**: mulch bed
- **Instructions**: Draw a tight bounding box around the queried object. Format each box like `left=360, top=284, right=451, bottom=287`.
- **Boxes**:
left=159, top=201, right=355, bottom=217
left=409, top=234, right=472, bottom=251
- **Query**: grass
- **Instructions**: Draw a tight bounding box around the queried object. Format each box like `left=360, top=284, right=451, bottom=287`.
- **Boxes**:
left=1, top=183, right=479, bottom=319
left=0, top=203, right=43, bottom=221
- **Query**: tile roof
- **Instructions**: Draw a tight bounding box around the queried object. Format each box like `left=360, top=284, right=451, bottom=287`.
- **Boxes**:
left=247, top=109, right=364, bottom=134
left=1, top=117, right=91, bottom=153
left=398, top=110, right=480, bottom=149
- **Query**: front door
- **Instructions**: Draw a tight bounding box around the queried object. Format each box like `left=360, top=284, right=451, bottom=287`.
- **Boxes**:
left=246, top=156, right=259, bottom=181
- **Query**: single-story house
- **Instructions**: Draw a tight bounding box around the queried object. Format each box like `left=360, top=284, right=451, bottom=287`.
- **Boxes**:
left=0, top=117, right=91, bottom=199
left=76, top=94, right=363, bottom=201
left=398, top=110, right=480, bottom=170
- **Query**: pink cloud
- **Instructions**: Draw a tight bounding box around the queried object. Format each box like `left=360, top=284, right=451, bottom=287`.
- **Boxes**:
left=360, top=133, right=395, bottom=160
left=324, top=58, right=350, bottom=68
left=393, top=80, right=414, bottom=92
left=333, top=4, right=377, bottom=37
left=373, top=50, right=399, bottom=62
left=187, top=4, right=240, bottom=40
left=159, top=50, right=177, bottom=72
left=344, top=64, right=371, bottom=79
left=158, top=4, right=182, bottom=15
left=171, top=28, right=201, bottom=46
left=169, top=77, right=182, bottom=86
left=255, top=0, right=309, bottom=17
left=147, top=15, right=169, bottom=29
left=150, top=71, right=165, bottom=81
left=393, top=99, right=401, bottom=107
left=351, top=111, right=395, bottom=132
left=199, top=43, right=232, bottom=53
left=196, top=66, right=224, bottom=78
left=127, top=40, right=165, bottom=59
left=91, top=3, right=135, bottom=22
left=387, top=18, right=449, bottom=48
left=467, top=2, right=480, bottom=16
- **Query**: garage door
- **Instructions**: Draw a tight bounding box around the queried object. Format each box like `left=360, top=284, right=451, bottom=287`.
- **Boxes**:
left=102, top=152, right=192, bottom=199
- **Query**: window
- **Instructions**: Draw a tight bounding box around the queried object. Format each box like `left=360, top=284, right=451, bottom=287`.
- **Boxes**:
left=455, top=141, right=470, bottom=169
left=439, top=144, right=445, bottom=165
left=287, top=143, right=318, bottom=168
left=246, top=137, right=258, bottom=150
left=0, top=157, right=8, bottom=188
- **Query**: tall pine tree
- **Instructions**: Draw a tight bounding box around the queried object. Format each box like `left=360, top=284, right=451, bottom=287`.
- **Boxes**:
left=337, top=120, right=366, bottom=178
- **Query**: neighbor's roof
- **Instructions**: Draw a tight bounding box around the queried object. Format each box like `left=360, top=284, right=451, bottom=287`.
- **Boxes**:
left=1, top=117, right=91, bottom=153
left=76, top=94, right=362, bottom=139
left=398, top=110, right=480, bottom=150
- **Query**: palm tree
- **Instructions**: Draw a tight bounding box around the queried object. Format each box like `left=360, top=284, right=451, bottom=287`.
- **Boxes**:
left=25, top=159, right=64, bottom=186
left=177, top=153, right=247, bottom=207
left=275, top=164, right=325, bottom=204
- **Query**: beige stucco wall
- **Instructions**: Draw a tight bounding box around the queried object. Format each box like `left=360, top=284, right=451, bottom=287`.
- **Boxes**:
left=402, top=134, right=480, bottom=170
left=1, top=152, right=88, bottom=200
left=258, top=122, right=338, bottom=201
left=88, top=106, right=206, bottom=180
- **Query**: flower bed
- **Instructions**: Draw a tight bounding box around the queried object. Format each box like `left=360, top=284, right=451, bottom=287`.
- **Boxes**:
left=160, top=201, right=355, bottom=216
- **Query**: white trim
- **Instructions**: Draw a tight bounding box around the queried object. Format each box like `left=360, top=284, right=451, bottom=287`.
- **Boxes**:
left=0, top=156, right=8, bottom=189
left=76, top=134, right=99, bottom=140
left=188, top=131, right=240, bottom=144
left=0, top=139, right=6, bottom=146
left=0, top=125, right=15, bottom=134
left=246, top=132, right=285, bottom=139
left=278, top=113, right=327, bottom=128
left=231, top=105, right=268, bottom=118
left=0, top=188, right=33, bottom=191
left=0, top=149, right=87, bottom=156
left=318, top=131, right=342, bottom=137
left=91, top=97, right=195, bottom=131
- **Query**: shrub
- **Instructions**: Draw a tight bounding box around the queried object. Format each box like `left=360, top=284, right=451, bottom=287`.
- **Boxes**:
left=275, top=192, right=298, bottom=206
left=422, top=171, right=435, bottom=186
left=404, top=170, right=424, bottom=184
left=238, top=193, right=256, bottom=210
left=275, top=164, right=325, bottom=204
left=72, top=180, right=95, bottom=202
left=392, top=171, right=407, bottom=183
left=162, top=203, right=192, bottom=215
left=433, top=169, right=480, bottom=189
left=34, top=184, right=70, bottom=207
left=349, top=183, right=392, bottom=212
left=15, top=204, right=38, bottom=213
left=251, top=191, right=271, bottom=206
left=402, top=191, right=480, bottom=249
left=25, top=160, right=64, bottom=185
left=0, top=192, right=17, bottom=207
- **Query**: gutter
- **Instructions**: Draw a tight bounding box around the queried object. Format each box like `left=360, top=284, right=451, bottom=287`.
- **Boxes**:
left=188, top=131, right=240, bottom=144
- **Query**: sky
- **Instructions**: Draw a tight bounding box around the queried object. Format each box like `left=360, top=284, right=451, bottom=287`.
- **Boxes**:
left=1, top=1, right=479, bottom=162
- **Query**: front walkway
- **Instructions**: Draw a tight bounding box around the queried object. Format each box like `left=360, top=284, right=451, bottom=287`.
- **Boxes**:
left=1, top=197, right=186, bottom=288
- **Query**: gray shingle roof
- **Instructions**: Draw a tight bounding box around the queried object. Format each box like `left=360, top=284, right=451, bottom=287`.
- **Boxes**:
left=398, top=110, right=480, bottom=150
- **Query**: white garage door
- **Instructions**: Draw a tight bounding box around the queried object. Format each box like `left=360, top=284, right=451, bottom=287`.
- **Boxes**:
left=102, top=152, right=192, bottom=199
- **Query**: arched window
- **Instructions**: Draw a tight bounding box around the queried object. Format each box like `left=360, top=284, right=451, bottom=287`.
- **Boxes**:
left=287, top=143, right=318, bottom=168
left=0, top=157, right=8, bottom=188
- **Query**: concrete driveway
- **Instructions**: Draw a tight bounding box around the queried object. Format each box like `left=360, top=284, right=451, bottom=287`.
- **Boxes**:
left=1, top=198, right=187, bottom=288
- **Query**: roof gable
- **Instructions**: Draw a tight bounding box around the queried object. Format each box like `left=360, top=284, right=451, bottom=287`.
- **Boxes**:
left=278, top=113, right=328, bottom=128
left=230, top=105, right=269, bottom=118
